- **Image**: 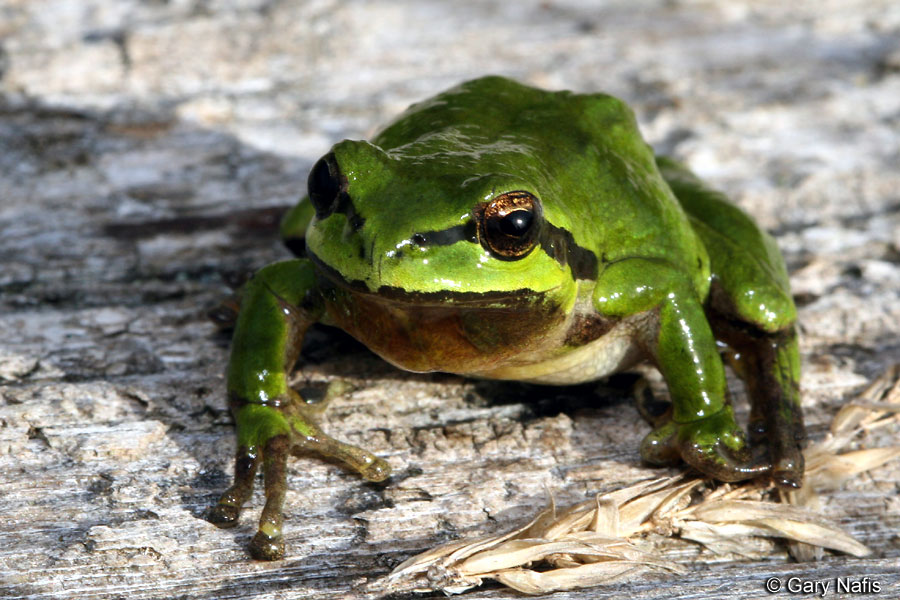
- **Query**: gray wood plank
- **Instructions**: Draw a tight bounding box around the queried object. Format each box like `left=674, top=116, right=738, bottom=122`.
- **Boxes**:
left=1, top=1, right=898, bottom=598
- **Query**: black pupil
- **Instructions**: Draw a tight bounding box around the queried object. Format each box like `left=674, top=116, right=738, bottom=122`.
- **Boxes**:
left=498, top=209, right=532, bottom=237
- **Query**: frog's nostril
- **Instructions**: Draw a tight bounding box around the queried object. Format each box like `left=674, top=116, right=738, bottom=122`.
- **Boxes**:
left=308, top=154, right=343, bottom=219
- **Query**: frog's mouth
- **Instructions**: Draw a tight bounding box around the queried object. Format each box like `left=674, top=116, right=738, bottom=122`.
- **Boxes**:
left=307, top=249, right=550, bottom=309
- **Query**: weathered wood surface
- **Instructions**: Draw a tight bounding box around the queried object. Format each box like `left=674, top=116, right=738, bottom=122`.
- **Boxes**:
left=1, top=1, right=899, bottom=598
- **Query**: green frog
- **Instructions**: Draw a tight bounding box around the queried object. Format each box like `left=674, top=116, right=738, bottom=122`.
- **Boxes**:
left=209, top=76, right=805, bottom=560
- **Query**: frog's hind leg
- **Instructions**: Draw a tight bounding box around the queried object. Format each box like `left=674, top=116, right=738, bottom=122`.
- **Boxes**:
left=713, top=314, right=806, bottom=488
left=659, top=156, right=806, bottom=487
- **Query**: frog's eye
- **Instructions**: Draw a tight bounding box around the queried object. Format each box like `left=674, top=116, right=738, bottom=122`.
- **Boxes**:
left=308, top=153, right=343, bottom=219
left=478, top=191, right=542, bottom=260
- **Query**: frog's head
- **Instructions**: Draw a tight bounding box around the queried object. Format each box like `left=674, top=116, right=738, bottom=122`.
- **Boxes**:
left=304, top=137, right=582, bottom=313
left=303, top=137, right=594, bottom=373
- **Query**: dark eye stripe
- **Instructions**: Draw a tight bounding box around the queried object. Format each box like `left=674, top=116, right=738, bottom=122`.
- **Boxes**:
left=408, top=219, right=598, bottom=281
left=410, top=222, right=478, bottom=246
left=327, top=189, right=599, bottom=281
left=539, top=221, right=598, bottom=280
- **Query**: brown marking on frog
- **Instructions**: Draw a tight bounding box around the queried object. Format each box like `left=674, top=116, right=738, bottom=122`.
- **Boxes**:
left=323, top=287, right=566, bottom=375
left=563, top=312, right=618, bottom=347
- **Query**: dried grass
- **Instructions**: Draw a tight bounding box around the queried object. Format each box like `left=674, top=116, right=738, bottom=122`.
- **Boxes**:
left=369, top=366, right=900, bottom=596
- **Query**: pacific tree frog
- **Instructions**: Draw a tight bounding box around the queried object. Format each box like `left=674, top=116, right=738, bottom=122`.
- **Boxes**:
left=209, top=76, right=805, bottom=560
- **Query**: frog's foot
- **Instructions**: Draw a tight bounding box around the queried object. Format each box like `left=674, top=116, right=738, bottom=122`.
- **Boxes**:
left=248, top=434, right=290, bottom=561
left=284, top=388, right=391, bottom=482
left=641, top=406, right=769, bottom=482
left=209, top=445, right=260, bottom=528
left=209, top=433, right=291, bottom=561
left=243, top=408, right=391, bottom=562
left=738, top=329, right=806, bottom=489
left=639, top=419, right=681, bottom=466
left=290, top=422, right=392, bottom=482
left=748, top=412, right=805, bottom=489
left=213, top=395, right=391, bottom=561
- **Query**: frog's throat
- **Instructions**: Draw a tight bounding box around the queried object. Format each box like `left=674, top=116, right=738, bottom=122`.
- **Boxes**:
left=306, top=248, right=554, bottom=307
left=306, top=249, right=577, bottom=374
left=324, top=284, right=567, bottom=374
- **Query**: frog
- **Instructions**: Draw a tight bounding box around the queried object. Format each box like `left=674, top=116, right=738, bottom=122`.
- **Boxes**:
left=208, top=76, right=805, bottom=560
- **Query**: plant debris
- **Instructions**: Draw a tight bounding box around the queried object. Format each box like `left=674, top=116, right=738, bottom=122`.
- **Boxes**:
left=370, top=366, right=900, bottom=596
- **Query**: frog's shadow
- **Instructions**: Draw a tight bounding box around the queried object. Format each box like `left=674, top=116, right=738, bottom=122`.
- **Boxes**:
left=467, top=373, right=640, bottom=419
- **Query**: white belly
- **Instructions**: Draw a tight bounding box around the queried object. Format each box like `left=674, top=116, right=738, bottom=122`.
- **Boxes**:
left=474, top=320, right=645, bottom=385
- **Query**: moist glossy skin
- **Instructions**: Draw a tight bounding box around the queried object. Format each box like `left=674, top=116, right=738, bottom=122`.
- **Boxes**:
left=209, top=76, right=805, bottom=560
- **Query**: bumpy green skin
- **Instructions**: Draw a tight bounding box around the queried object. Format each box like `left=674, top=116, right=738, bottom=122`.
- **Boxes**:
left=211, top=76, right=805, bottom=560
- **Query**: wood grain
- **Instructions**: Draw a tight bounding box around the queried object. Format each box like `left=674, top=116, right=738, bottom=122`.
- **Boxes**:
left=2, top=1, right=899, bottom=598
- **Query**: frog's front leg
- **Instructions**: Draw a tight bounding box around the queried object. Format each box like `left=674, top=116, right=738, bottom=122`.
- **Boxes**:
left=208, top=259, right=391, bottom=560
left=595, top=258, right=765, bottom=481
